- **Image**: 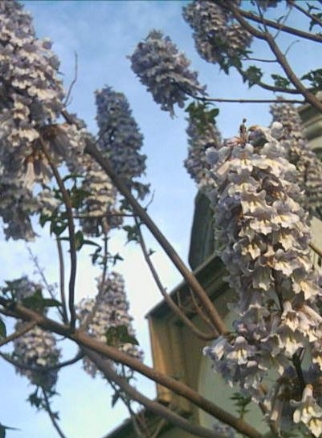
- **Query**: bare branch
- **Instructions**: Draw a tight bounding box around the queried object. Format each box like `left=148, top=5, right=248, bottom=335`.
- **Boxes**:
left=135, top=217, right=217, bottom=341
left=291, top=2, right=322, bottom=29
left=64, top=52, right=78, bottom=107
left=237, top=6, right=322, bottom=43
left=0, top=321, right=37, bottom=347
left=56, top=238, right=69, bottom=324
left=0, top=300, right=263, bottom=438
left=40, top=136, right=77, bottom=329
left=83, top=347, right=241, bottom=438
left=42, top=388, right=68, bottom=438
left=227, top=2, right=322, bottom=113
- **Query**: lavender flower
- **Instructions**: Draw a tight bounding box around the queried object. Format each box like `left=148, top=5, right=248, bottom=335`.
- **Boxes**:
left=184, top=113, right=222, bottom=193
left=204, top=123, right=322, bottom=436
left=0, top=1, right=85, bottom=240
left=96, top=86, right=149, bottom=199
left=291, top=385, right=322, bottom=437
left=183, top=0, right=252, bottom=66
left=129, top=30, right=206, bottom=116
left=77, top=272, right=143, bottom=377
left=270, top=99, right=322, bottom=219
left=13, top=322, right=61, bottom=390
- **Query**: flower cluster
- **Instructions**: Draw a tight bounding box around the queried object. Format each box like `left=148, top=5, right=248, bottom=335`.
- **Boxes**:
left=204, top=124, right=322, bottom=436
left=77, top=272, right=143, bottom=377
left=184, top=114, right=222, bottom=193
left=129, top=30, right=206, bottom=116
left=13, top=323, right=61, bottom=390
left=0, top=1, right=85, bottom=240
left=183, top=0, right=252, bottom=67
left=270, top=100, right=322, bottom=219
left=96, top=86, right=149, bottom=199
left=78, top=154, right=122, bottom=237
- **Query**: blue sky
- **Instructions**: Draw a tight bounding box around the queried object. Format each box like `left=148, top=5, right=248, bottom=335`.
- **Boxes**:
left=1, top=1, right=321, bottom=438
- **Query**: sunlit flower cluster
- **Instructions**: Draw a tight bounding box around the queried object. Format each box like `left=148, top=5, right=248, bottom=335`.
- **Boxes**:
left=184, top=114, right=222, bottom=193
left=13, top=322, right=61, bottom=390
left=129, top=30, right=206, bottom=116
left=204, top=124, right=322, bottom=436
left=77, top=272, right=143, bottom=377
left=183, top=0, right=252, bottom=66
left=96, top=86, right=149, bottom=199
left=270, top=100, right=322, bottom=219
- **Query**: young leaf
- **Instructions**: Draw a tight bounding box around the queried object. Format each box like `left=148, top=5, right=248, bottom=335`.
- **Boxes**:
left=105, top=325, right=139, bottom=347
left=21, top=290, right=61, bottom=312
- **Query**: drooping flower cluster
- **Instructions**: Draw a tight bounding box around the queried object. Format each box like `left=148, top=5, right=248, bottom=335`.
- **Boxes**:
left=77, top=272, right=143, bottom=377
left=129, top=30, right=206, bottom=116
left=204, top=124, right=322, bottom=436
left=0, top=1, right=85, bottom=240
left=270, top=100, right=322, bottom=219
left=183, top=0, right=252, bottom=67
left=78, top=156, right=122, bottom=237
left=184, top=114, right=222, bottom=193
left=12, top=323, right=61, bottom=390
left=96, top=86, right=149, bottom=200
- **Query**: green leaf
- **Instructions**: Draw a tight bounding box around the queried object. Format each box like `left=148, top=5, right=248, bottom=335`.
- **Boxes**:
left=21, top=290, right=61, bottom=312
left=50, top=221, right=68, bottom=237
left=28, top=390, right=43, bottom=409
left=271, top=74, right=291, bottom=89
left=74, top=230, right=84, bottom=251
left=123, top=225, right=140, bottom=244
left=243, top=66, right=263, bottom=87
left=111, top=392, right=120, bottom=408
left=69, top=187, right=91, bottom=209
left=301, top=68, right=322, bottom=91
left=0, top=318, right=6, bottom=339
left=105, top=325, right=139, bottom=347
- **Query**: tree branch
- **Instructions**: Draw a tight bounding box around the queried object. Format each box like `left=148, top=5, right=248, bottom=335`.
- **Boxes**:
left=56, top=238, right=69, bottom=324
left=83, top=347, right=239, bottom=438
left=42, top=388, right=68, bottom=438
left=0, top=300, right=263, bottom=438
left=40, top=136, right=77, bottom=329
left=82, top=135, right=227, bottom=335
left=237, top=6, right=322, bottom=43
left=228, top=2, right=322, bottom=113
left=135, top=217, right=216, bottom=341
left=0, top=321, right=37, bottom=347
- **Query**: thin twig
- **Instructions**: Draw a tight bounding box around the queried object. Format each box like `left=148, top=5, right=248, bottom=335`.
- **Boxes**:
left=42, top=388, right=68, bottom=438
left=228, top=2, right=322, bottom=114
left=0, top=350, right=83, bottom=372
left=40, top=136, right=77, bottom=329
left=26, top=246, right=66, bottom=322
left=238, top=6, right=322, bottom=43
left=291, top=2, right=322, bottom=29
left=187, top=287, right=216, bottom=332
left=135, top=217, right=217, bottom=340
left=56, top=238, right=69, bottom=324
left=0, top=321, right=37, bottom=347
left=64, top=52, right=78, bottom=107
left=82, top=347, right=237, bottom=438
